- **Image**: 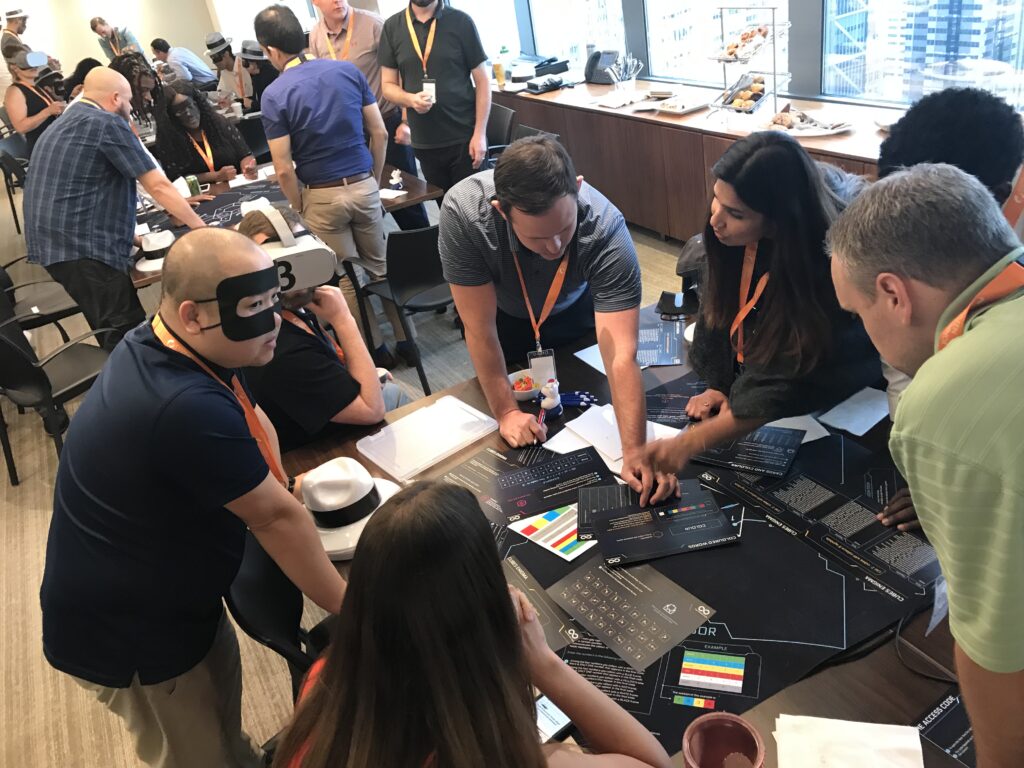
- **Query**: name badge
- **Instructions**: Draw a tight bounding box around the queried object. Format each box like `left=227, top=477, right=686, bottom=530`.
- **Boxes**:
left=422, top=78, right=437, bottom=103
left=528, top=348, right=557, bottom=387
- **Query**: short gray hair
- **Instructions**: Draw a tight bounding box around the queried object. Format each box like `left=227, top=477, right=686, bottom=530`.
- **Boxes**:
left=828, top=163, right=1020, bottom=295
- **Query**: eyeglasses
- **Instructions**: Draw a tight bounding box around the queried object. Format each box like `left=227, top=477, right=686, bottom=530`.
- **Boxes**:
left=210, top=52, right=226, bottom=64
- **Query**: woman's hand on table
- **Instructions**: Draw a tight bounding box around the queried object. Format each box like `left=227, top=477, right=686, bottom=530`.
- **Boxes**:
left=686, top=388, right=728, bottom=420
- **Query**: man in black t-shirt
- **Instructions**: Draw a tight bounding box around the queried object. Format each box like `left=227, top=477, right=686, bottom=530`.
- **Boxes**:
left=379, top=0, right=491, bottom=193
left=238, top=207, right=409, bottom=451
left=39, top=228, right=347, bottom=767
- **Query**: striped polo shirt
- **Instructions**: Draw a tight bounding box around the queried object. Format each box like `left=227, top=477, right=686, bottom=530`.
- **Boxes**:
left=439, top=170, right=642, bottom=319
left=889, top=247, right=1024, bottom=673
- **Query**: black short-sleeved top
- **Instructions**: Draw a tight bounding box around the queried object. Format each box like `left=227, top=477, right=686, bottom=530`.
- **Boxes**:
left=39, top=324, right=270, bottom=687
left=155, top=113, right=252, bottom=182
left=689, top=242, right=881, bottom=420
left=11, top=83, right=56, bottom=155
left=378, top=4, right=487, bottom=149
left=244, top=310, right=361, bottom=453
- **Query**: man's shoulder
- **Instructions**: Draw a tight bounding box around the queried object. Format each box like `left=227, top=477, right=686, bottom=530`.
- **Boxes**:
left=443, top=171, right=497, bottom=230
left=354, top=7, right=385, bottom=27
left=440, top=6, right=477, bottom=27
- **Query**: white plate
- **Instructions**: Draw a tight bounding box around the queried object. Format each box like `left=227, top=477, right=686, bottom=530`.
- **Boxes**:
left=767, top=123, right=854, bottom=137
left=135, top=257, right=164, bottom=273
left=874, top=118, right=896, bottom=133
left=656, top=102, right=708, bottom=117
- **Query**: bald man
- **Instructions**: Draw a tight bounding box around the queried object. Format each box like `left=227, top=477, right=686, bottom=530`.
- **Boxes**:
left=39, top=229, right=347, bottom=768
left=24, top=68, right=206, bottom=350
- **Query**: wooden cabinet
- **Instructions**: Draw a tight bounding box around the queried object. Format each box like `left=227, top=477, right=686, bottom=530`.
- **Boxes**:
left=806, top=151, right=866, bottom=177
left=662, top=128, right=707, bottom=241
left=493, top=92, right=568, bottom=140
left=701, top=135, right=736, bottom=203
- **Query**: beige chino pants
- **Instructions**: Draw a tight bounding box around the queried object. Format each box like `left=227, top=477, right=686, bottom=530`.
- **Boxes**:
left=73, top=612, right=263, bottom=768
left=300, top=177, right=414, bottom=348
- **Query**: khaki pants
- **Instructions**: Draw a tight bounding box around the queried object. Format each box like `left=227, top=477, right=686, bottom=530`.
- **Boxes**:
left=74, top=612, right=263, bottom=768
left=300, top=178, right=413, bottom=348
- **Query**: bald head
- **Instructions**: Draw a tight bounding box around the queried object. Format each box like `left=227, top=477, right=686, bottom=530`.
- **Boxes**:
left=161, top=228, right=273, bottom=305
left=82, top=67, right=135, bottom=118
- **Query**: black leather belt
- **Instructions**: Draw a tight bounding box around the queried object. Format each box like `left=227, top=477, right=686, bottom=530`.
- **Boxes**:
left=306, top=170, right=373, bottom=189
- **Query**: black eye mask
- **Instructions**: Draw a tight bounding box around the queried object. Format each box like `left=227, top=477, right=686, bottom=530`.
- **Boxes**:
left=197, top=266, right=281, bottom=341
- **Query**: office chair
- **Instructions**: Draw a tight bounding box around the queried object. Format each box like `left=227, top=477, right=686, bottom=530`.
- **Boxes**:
left=236, top=114, right=272, bottom=165
left=226, top=531, right=333, bottom=701
left=0, top=290, right=111, bottom=485
left=0, top=258, right=81, bottom=342
left=0, top=105, right=13, bottom=137
left=485, top=103, right=517, bottom=165
left=512, top=123, right=560, bottom=143
left=0, top=149, right=25, bottom=234
left=362, top=226, right=455, bottom=396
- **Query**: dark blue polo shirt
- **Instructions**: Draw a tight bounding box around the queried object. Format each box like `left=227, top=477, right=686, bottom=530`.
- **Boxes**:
left=260, top=57, right=376, bottom=185
left=39, top=323, right=269, bottom=687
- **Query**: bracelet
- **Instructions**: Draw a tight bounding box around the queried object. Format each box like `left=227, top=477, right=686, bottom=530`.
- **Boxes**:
left=287, top=475, right=296, bottom=494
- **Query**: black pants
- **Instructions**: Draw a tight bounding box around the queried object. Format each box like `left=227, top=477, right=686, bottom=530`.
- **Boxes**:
left=496, top=289, right=596, bottom=365
left=45, top=259, right=145, bottom=351
left=382, top=110, right=430, bottom=230
left=414, top=141, right=477, bottom=197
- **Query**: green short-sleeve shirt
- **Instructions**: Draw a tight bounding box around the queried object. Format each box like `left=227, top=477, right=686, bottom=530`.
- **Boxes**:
left=889, top=247, right=1024, bottom=673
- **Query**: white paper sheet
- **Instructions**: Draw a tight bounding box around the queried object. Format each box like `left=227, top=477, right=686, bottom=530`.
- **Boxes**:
left=775, top=715, right=924, bottom=768
left=228, top=166, right=275, bottom=188
left=766, top=414, right=829, bottom=444
left=574, top=343, right=608, bottom=375
left=379, top=188, right=409, bottom=200
left=818, top=387, right=890, bottom=436
left=552, top=405, right=680, bottom=474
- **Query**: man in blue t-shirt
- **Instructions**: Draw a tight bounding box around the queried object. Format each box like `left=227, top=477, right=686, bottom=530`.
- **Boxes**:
left=256, top=4, right=415, bottom=367
left=39, top=228, right=348, bottom=767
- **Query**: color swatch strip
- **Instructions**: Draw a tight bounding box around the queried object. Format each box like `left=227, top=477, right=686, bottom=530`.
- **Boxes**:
left=673, top=694, right=716, bottom=710
left=509, top=505, right=596, bottom=562
left=679, top=650, right=746, bottom=693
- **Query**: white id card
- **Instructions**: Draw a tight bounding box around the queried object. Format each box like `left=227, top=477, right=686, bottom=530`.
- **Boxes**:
left=422, top=78, right=437, bottom=103
left=528, top=348, right=557, bottom=386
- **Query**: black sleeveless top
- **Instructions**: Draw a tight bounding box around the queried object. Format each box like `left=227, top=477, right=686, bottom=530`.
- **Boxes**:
left=13, top=82, right=56, bottom=155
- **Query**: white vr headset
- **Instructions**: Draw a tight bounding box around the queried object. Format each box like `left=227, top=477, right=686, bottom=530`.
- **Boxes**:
left=243, top=202, right=337, bottom=293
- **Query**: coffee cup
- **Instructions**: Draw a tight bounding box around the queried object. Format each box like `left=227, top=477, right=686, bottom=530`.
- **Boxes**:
left=682, top=712, right=765, bottom=768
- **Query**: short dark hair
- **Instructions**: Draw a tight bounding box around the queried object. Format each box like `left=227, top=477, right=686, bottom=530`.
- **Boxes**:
left=878, top=87, right=1024, bottom=203
left=89, top=16, right=105, bottom=32
left=151, top=38, right=170, bottom=53
left=493, top=136, right=577, bottom=216
left=254, top=4, right=306, bottom=56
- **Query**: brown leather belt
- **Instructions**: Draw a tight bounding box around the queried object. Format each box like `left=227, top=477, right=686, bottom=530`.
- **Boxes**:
left=306, top=171, right=373, bottom=189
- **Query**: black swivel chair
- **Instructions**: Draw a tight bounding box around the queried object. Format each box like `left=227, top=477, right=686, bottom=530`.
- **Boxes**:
left=512, top=123, right=560, bottom=143
left=226, top=531, right=333, bottom=701
left=1, top=257, right=81, bottom=341
left=0, top=290, right=111, bottom=485
left=0, top=105, right=13, bottom=137
left=485, top=103, right=517, bottom=166
left=360, top=226, right=456, bottom=396
left=236, top=115, right=272, bottom=165
left=0, top=149, right=26, bottom=235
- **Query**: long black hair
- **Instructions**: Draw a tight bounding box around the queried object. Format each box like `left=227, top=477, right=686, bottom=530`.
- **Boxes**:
left=108, top=52, right=158, bottom=116
left=272, top=481, right=546, bottom=768
left=152, top=81, right=245, bottom=180
left=703, top=131, right=843, bottom=374
left=62, top=57, right=103, bottom=97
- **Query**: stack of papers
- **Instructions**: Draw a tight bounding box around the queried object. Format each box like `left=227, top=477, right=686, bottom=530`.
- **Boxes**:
left=774, top=715, right=924, bottom=767
left=545, top=403, right=679, bottom=474
left=228, top=166, right=276, bottom=188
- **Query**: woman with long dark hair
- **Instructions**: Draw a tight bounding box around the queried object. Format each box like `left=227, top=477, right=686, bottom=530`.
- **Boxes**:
left=152, top=80, right=254, bottom=184
left=272, top=481, right=672, bottom=768
left=646, top=131, right=880, bottom=474
left=62, top=57, right=103, bottom=99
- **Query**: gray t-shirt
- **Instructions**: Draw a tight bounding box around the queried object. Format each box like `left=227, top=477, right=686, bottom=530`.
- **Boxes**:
left=439, top=170, right=642, bottom=319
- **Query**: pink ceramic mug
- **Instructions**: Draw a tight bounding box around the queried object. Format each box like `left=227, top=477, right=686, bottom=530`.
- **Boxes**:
left=682, top=712, right=765, bottom=768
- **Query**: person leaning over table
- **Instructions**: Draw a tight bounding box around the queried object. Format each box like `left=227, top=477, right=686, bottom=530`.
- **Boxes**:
left=829, top=163, right=1024, bottom=768
left=439, top=136, right=677, bottom=506
left=309, top=0, right=429, bottom=230
left=237, top=205, right=410, bottom=452
left=152, top=80, right=256, bottom=185
left=2, top=49, right=64, bottom=156
left=644, top=131, right=881, bottom=476
left=23, top=68, right=205, bottom=351
left=90, top=16, right=141, bottom=61
left=39, top=228, right=347, bottom=768
left=378, top=0, right=491, bottom=194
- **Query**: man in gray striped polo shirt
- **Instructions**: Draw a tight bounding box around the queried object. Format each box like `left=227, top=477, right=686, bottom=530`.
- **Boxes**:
left=439, top=136, right=676, bottom=506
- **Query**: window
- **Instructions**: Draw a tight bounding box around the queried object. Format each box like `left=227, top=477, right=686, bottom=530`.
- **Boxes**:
left=529, top=0, right=626, bottom=67
left=823, top=0, right=1024, bottom=108
left=645, top=1, right=790, bottom=87
left=449, top=0, right=521, bottom=59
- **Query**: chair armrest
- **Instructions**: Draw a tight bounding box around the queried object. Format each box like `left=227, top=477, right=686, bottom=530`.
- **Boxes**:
left=486, top=144, right=509, bottom=159
left=5, top=278, right=64, bottom=296
left=0, top=310, right=50, bottom=330
left=34, top=329, right=116, bottom=367
left=2, top=255, right=27, bottom=269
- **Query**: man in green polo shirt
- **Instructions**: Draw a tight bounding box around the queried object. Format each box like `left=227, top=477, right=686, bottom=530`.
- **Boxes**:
left=829, top=163, right=1024, bottom=768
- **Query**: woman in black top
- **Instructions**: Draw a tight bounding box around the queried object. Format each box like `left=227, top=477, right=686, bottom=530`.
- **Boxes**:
left=61, top=57, right=103, bottom=99
left=646, top=131, right=880, bottom=474
left=3, top=55, right=65, bottom=155
left=152, top=81, right=255, bottom=184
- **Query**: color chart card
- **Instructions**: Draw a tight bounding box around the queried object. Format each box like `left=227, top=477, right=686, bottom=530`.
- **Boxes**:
left=509, top=505, right=597, bottom=562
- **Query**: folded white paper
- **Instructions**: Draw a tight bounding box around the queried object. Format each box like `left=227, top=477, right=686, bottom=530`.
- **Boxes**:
left=379, top=188, right=409, bottom=200
left=818, top=387, right=889, bottom=436
left=550, top=404, right=680, bottom=474
left=775, top=714, right=923, bottom=768
left=766, top=414, right=829, bottom=444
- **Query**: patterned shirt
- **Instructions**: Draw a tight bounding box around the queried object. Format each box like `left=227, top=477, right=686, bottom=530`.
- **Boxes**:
left=25, top=100, right=157, bottom=272
left=439, top=170, right=642, bottom=318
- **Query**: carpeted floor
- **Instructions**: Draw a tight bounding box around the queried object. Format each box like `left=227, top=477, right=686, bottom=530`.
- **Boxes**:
left=0, top=189, right=683, bottom=767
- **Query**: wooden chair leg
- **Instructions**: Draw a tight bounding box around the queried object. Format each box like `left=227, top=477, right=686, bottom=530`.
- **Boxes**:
left=397, top=308, right=430, bottom=396
left=0, top=406, right=18, bottom=486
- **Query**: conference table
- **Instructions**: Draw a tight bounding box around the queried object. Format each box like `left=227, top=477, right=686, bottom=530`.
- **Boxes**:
left=283, top=326, right=963, bottom=767
left=130, top=164, right=443, bottom=289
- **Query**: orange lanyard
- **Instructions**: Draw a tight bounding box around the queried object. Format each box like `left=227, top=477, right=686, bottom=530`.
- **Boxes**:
left=23, top=83, right=53, bottom=105
left=405, top=5, right=437, bottom=75
left=324, top=12, right=356, bottom=61
left=282, top=310, right=345, bottom=364
left=938, top=252, right=1024, bottom=351
left=187, top=130, right=215, bottom=173
left=511, top=239, right=570, bottom=353
left=233, top=57, right=245, bottom=100
left=1002, top=171, right=1024, bottom=228
left=109, top=33, right=121, bottom=57
left=729, top=243, right=769, bottom=364
left=151, top=314, right=287, bottom=485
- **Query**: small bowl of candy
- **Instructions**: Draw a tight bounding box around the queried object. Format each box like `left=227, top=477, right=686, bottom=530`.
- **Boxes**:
left=508, top=370, right=540, bottom=402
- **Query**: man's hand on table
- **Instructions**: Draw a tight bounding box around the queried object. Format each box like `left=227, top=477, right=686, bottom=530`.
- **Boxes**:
left=186, top=194, right=215, bottom=206
left=622, top=445, right=679, bottom=507
left=499, top=409, right=547, bottom=447
left=216, top=166, right=238, bottom=182
left=877, top=488, right=921, bottom=531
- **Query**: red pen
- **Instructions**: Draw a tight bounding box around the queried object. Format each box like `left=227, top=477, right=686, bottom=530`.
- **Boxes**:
left=537, top=408, right=546, bottom=427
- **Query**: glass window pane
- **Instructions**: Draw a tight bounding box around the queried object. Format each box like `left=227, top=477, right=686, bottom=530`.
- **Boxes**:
left=823, top=0, right=1024, bottom=108
left=645, top=2, right=790, bottom=86
left=529, top=0, right=626, bottom=67
left=449, top=0, right=521, bottom=59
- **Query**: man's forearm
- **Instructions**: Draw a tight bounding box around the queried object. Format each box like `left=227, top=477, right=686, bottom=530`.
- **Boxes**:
left=148, top=179, right=205, bottom=229
left=250, top=505, right=347, bottom=613
left=382, top=83, right=414, bottom=109
left=472, top=75, right=491, bottom=137
left=275, top=166, right=302, bottom=211
left=607, top=355, right=647, bottom=452
left=332, top=314, right=385, bottom=415
left=956, top=642, right=1024, bottom=767
left=369, top=132, right=386, bottom=183
left=466, top=327, right=518, bottom=420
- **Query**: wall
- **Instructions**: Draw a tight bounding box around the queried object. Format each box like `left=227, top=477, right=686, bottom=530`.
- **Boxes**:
left=18, top=0, right=215, bottom=70
left=204, top=0, right=317, bottom=44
